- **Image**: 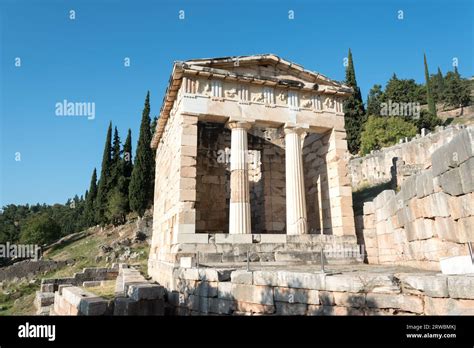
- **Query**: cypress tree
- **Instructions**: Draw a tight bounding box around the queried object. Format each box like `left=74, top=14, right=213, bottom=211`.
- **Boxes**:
left=454, top=65, right=460, bottom=78
left=123, top=129, right=133, bottom=178
left=436, top=67, right=445, bottom=99
left=121, top=129, right=133, bottom=213
left=366, top=84, right=384, bottom=116
left=95, top=122, right=113, bottom=224
left=129, top=92, right=154, bottom=217
left=150, top=116, right=158, bottom=137
left=109, top=127, right=122, bottom=190
left=343, top=48, right=366, bottom=154
left=424, top=54, right=437, bottom=117
left=84, top=168, right=97, bottom=225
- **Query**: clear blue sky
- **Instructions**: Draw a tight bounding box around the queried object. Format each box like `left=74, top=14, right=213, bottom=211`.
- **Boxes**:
left=1, top=0, right=472, bottom=206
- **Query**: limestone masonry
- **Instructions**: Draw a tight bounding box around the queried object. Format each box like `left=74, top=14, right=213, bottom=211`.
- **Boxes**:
left=148, top=54, right=357, bottom=273
left=361, top=127, right=474, bottom=271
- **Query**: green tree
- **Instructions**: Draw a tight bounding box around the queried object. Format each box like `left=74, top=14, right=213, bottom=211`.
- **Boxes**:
left=384, top=74, right=425, bottom=104
left=360, top=116, right=417, bottom=155
left=95, top=122, right=113, bottom=225
left=123, top=129, right=133, bottom=178
left=129, top=92, right=155, bottom=217
left=83, top=168, right=97, bottom=226
left=150, top=116, right=158, bottom=137
left=443, top=70, right=471, bottom=109
left=122, top=129, right=133, bottom=212
left=424, top=54, right=437, bottom=116
left=430, top=67, right=445, bottom=103
left=20, top=213, right=61, bottom=246
left=416, top=110, right=442, bottom=132
left=343, top=48, right=366, bottom=154
left=109, top=127, right=122, bottom=190
left=106, top=179, right=128, bottom=226
left=366, top=84, right=384, bottom=116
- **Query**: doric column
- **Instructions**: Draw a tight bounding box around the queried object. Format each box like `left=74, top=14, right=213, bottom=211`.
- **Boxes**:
left=284, top=124, right=308, bottom=235
left=227, top=121, right=252, bottom=234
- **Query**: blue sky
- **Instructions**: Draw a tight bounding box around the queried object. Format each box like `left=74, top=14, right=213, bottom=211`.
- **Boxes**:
left=1, top=0, right=472, bottom=206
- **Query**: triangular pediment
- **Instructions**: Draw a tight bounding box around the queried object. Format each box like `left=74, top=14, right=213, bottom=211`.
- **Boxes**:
left=183, top=54, right=346, bottom=89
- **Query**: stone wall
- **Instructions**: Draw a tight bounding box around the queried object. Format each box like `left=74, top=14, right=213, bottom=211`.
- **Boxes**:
left=349, top=125, right=467, bottom=190
left=150, top=107, right=198, bottom=259
left=161, top=265, right=474, bottom=315
left=195, top=122, right=230, bottom=233
left=0, top=260, right=68, bottom=282
left=40, top=266, right=118, bottom=293
left=36, top=264, right=164, bottom=316
left=362, top=128, right=474, bottom=270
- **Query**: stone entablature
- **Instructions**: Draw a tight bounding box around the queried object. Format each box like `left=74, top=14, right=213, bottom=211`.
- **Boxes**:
left=152, top=54, right=351, bottom=149
left=179, top=76, right=345, bottom=114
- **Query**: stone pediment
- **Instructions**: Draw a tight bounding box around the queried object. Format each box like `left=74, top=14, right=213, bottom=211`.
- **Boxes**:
left=182, top=54, right=350, bottom=92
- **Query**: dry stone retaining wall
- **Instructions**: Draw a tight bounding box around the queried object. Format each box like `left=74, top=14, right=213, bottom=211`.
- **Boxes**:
left=361, top=128, right=474, bottom=270
left=349, top=125, right=468, bottom=190
left=0, top=260, right=68, bottom=282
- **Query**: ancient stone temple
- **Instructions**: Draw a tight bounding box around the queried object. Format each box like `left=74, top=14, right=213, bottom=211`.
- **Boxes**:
left=148, top=55, right=359, bottom=283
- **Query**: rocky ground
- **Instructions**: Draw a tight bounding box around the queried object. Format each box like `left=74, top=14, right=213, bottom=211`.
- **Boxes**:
left=0, top=211, right=152, bottom=315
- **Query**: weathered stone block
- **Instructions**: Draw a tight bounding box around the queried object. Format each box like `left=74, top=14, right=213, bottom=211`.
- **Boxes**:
left=114, top=297, right=138, bottom=315
left=208, top=298, right=234, bottom=314
left=307, top=304, right=363, bottom=316
left=401, top=176, right=417, bottom=203
left=34, top=291, right=55, bottom=308
left=79, top=297, right=108, bottom=316
left=40, top=284, right=55, bottom=293
left=447, top=276, right=474, bottom=299
left=448, top=193, right=474, bottom=220
left=217, top=282, right=233, bottom=300
left=424, top=296, right=474, bottom=315
left=127, top=284, right=164, bottom=301
left=405, top=218, right=434, bottom=241
left=433, top=217, right=457, bottom=242
left=363, top=201, right=375, bottom=215
left=459, top=157, right=474, bottom=194
left=325, top=274, right=365, bottom=292
left=398, top=274, right=448, bottom=298
left=456, top=216, right=474, bottom=243
left=194, top=281, right=218, bottom=298
left=438, top=168, right=464, bottom=196
left=366, top=293, right=423, bottom=313
left=231, top=270, right=253, bottom=285
left=231, top=284, right=274, bottom=305
left=431, top=129, right=473, bottom=177
left=275, top=302, right=308, bottom=315
left=273, top=287, right=319, bottom=305
left=416, top=170, right=434, bottom=198
left=253, top=271, right=279, bottom=286
left=235, top=301, right=275, bottom=314
left=333, top=292, right=366, bottom=307
left=277, top=271, right=326, bottom=290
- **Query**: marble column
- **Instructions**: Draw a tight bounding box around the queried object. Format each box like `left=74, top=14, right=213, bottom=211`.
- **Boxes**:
left=227, top=121, right=252, bottom=234
left=284, top=125, right=308, bottom=235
